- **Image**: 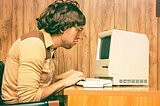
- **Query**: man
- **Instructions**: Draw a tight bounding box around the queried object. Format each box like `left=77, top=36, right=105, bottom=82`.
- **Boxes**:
left=1, top=0, right=86, bottom=104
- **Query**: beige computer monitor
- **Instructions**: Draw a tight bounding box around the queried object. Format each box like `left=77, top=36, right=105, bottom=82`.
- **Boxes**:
left=95, top=29, right=149, bottom=85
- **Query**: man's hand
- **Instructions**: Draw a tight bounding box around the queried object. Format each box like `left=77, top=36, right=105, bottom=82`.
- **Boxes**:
left=63, top=69, right=86, bottom=87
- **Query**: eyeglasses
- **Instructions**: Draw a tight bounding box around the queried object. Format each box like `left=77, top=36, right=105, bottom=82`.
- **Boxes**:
left=75, top=26, right=83, bottom=32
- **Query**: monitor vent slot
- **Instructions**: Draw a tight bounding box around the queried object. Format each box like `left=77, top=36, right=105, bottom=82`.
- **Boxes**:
left=119, top=79, right=148, bottom=84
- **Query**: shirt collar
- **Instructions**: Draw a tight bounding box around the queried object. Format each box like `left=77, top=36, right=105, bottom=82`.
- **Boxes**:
left=40, top=29, right=53, bottom=48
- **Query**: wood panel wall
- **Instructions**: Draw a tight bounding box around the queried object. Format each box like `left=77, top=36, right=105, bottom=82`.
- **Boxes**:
left=0, top=0, right=159, bottom=90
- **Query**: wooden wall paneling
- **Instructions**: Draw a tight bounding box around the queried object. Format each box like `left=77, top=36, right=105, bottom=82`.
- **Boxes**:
left=58, top=47, right=78, bottom=73
left=12, top=0, right=24, bottom=44
left=158, top=17, right=160, bottom=90
left=57, top=48, right=65, bottom=75
left=56, top=48, right=65, bottom=95
left=115, top=0, right=127, bottom=30
left=127, top=0, right=146, bottom=34
left=0, top=0, right=12, bottom=62
left=47, top=0, right=56, bottom=5
left=47, top=0, right=55, bottom=6
left=146, top=0, right=158, bottom=90
left=158, top=18, right=160, bottom=90
left=77, top=0, right=90, bottom=78
left=24, top=0, right=47, bottom=34
left=0, top=0, right=3, bottom=61
left=90, top=0, right=115, bottom=77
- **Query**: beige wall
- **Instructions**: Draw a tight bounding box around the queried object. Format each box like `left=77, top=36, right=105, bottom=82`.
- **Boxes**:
left=0, top=0, right=159, bottom=90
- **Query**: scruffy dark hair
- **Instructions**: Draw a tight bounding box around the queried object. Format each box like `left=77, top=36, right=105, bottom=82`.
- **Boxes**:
left=36, top=0, right=86, bottom=35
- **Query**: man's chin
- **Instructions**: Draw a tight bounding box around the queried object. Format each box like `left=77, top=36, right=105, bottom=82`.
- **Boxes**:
left=64, top=45, right=72, bottom=49
left=64, top=43, right=77, bottom=49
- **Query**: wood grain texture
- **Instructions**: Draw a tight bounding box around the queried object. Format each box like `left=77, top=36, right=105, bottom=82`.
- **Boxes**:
left=146, top=0, right=158, bottom=90
left=65, top=86, right=160, bottom=106
left=127, top=0, right=146, bottom=33
left=115, top=0, right=126, bottom=30
left=158, top=18, right=160, bottom=90
left=0, top=0, right=12, bottom=62
left=58, top=47, right=78, bottom=73
left=67, top=95, right=160, bottom=106
left=64, top=86, right=160, bottom=97
left=24, top=0, right=47, bottom=33
left=12, top=0, right=24, bottom=43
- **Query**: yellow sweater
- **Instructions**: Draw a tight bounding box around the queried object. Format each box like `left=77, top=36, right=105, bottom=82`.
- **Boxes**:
left=1, top=30, right=55, bottom=104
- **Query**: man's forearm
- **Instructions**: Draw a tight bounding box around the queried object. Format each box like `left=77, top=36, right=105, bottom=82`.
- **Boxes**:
left=40, top=79, right=66, bottom=100
left=51, top=74, right=65, bottom=84
left=53, top=70, right=75, bottom=82
left=52, top=72, right=69, bottom=83
left=54, top=73, right=66, bottom=80
left=40, top=70, right=85, bottom=100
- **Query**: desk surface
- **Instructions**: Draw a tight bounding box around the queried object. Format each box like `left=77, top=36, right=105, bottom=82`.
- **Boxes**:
left=64, top=86, right=160, bottom=97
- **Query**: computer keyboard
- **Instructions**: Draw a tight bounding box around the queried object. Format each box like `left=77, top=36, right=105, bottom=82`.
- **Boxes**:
left=76, top=78, right=112, bottom=87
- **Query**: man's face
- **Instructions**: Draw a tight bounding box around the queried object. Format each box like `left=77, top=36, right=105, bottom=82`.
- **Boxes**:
left=61, top=26, right=83, bottom=49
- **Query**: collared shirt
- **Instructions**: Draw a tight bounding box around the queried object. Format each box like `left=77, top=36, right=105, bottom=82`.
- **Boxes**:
left=1, top=30, right=56, bottom=104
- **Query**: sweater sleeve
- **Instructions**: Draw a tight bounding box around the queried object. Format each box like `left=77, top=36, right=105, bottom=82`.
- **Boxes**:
left=17, top=38, right=46, bottom=103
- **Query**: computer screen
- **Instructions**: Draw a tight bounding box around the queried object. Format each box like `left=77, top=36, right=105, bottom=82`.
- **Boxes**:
left=100, top=36, right=111, bottom=59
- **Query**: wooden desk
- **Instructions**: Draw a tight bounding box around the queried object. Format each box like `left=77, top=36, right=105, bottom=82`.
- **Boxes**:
left=64, top=86, right=160, bottom=106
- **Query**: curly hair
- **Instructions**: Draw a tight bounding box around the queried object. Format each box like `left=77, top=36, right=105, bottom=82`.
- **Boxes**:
left=36, top=0, right=86, bottom=35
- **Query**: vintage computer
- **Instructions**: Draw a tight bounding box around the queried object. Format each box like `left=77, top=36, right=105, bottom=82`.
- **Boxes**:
left=94, top=29, right=149, bottom=86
